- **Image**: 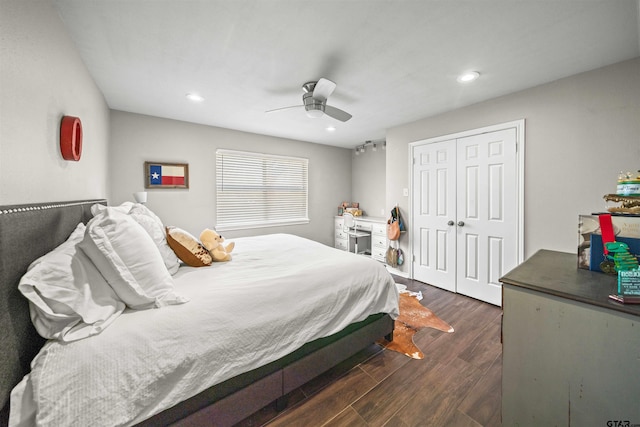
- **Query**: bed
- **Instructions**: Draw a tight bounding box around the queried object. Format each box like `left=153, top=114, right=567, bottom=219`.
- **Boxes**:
left=0, top=199, right=398, bottom=427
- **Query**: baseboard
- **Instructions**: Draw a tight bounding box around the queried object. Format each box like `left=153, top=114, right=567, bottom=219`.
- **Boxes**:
left=386, top=265, right=409, bottom=278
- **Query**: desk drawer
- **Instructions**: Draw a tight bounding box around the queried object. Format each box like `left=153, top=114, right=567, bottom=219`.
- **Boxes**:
left=354, top=221, right=372, bottom=231
left=372, top=235, right=387, bottom=248
left=335, top=238, right=348, bottom=251
left=335, top=230, right=348, bottom=240
left=372, top=247, right=386, bottom=262
left=371, top=223, right=386, bottom=235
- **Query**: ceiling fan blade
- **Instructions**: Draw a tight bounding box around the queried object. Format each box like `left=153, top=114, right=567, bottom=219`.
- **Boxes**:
left=312, top=78, right=337, bottom=102
left=265, top=105, right=304, bottom=114
left=324, top=105, right=352, bottom=122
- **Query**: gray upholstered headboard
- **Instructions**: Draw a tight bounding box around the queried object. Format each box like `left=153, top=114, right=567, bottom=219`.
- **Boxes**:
left=0, top=199, right=107, bottom=422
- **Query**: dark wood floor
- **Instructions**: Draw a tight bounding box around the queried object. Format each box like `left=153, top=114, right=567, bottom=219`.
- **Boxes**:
left=236, top=276, right=503, bottom=427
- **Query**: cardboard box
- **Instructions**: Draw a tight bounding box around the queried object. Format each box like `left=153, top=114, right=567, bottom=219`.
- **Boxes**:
left=578, top=214, right=640, bottom=272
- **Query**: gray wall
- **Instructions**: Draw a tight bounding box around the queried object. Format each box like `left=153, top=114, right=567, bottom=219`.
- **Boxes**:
left=387, top=58, right=640, bottom=276
left=0, top=0, right=110, bottom=205
left=351, top=144, right=386, bottom=218
left=108, top=111, right=352, bottom=246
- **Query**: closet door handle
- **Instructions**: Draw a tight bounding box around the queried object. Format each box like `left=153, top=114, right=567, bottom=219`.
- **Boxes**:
left=447, top=220, right=455, bottom=226
left=457, top=221, right=465, bottom=227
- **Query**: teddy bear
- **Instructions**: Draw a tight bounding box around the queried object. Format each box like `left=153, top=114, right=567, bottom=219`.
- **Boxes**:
left=199, top=228, right=234, bottom=262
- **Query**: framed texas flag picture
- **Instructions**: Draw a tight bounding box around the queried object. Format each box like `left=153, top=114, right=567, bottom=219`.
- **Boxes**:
left=144, top=161, right=189, bottom=189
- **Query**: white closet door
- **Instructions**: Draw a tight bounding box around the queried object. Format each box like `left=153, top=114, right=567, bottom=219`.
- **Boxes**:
left=412, top=140, right=457, bottom=292
left=455, top=128, right=518, bottom=305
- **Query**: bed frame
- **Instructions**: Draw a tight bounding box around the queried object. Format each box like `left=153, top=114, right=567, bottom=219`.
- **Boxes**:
left=0, top=199, right=393, bottom=427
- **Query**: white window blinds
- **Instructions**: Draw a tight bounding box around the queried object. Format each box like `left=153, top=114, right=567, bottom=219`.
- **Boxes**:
left=216, top=149, right=309, bottom=230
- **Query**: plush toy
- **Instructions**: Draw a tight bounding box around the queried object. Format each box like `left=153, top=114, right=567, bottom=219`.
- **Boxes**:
left=199, top=228, right=234, bottom=262
left=605, top=241, right=639, bottom=272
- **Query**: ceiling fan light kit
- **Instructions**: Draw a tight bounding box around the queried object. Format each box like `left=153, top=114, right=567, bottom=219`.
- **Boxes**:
left=305, top=109, right=324, bottom=118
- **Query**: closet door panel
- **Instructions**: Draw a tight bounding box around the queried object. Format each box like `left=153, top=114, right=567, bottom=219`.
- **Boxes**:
left=412, top=140, right=457, bottom=292
left=456, top=128, right=517, bottom=306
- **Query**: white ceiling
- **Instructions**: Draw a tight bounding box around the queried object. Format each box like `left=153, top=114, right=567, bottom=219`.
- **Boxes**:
left=53, top=0, right=640, bottom=149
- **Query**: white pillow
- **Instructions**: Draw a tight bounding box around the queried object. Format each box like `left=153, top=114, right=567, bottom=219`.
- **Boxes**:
left=18, top=223, right=126, bottom=342
left=128, top=204, right=180, bottom=275
left=79, top=208, right=188, bottom=310
left=91, top=201, right=134, bottom=216
left=92, top=202, right=180, bottom=275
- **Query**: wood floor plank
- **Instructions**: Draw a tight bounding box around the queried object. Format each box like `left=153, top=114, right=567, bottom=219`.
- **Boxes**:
left=418, top=303, right=501, bottom=366
left=441, top=409, right=484, bottom=427
left=358, top=343, right=411, bottom=383
left=380, top=414, right=411, bottom=427
left=322, top=406, right=369, bottom=427
left=266, top=366, right=377, bottom=427
left=458, top=353, right=503, bottom=426
left=458, top=318, right=502, bottom=373
left=349, top=357, right=442, bottom=426
left=388, top=357, right=483, bottom=426
left=427, top=292, right=479, bottom=319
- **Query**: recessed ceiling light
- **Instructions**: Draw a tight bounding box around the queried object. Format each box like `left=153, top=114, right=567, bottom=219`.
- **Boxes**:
left=186, top=93, right=204, bottom=102
left=457, top=71, right=480, bottom=83
left=326, top=126, right=336, bottom=132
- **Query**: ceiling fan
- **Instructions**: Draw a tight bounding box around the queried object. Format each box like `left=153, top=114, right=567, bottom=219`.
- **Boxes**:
left=266, top=78, right=352, bottom=122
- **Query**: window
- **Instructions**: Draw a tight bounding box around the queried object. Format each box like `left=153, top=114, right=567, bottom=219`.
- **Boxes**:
left=216, top=149, right=309, bottom=231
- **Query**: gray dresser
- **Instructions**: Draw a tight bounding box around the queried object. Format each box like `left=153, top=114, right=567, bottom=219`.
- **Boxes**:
left=500, top=250, right=640, bottom=426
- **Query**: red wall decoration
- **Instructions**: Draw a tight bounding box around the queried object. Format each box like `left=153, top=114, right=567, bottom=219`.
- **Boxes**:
left=60, top=116, right=82, bottom=161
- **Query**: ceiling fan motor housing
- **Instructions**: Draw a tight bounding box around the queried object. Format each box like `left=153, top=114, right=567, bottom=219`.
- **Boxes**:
left=303, top=92, right=325, bottom=116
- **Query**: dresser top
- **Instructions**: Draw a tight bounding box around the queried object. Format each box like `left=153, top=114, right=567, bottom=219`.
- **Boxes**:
left=500, top=249, right=640, bottom=317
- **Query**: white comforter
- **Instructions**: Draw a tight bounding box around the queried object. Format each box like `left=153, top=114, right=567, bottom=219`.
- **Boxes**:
left=10, top=234, right=398, bottom=426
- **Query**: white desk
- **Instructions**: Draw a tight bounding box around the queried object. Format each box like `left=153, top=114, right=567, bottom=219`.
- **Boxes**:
left=334, top=216, right=387, bottom=263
